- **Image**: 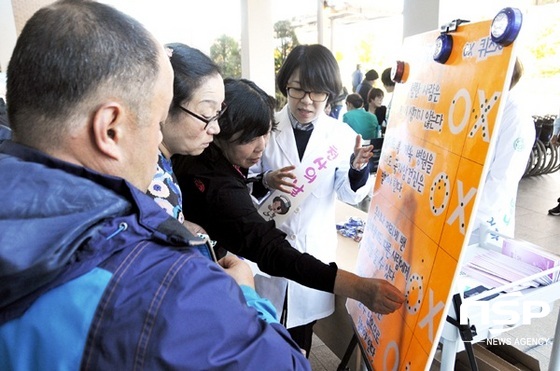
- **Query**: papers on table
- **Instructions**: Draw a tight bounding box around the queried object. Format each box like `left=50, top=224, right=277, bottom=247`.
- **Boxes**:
left=502, top=239, right=560, bottom=282
left=461, top=238, right=560, bottom=290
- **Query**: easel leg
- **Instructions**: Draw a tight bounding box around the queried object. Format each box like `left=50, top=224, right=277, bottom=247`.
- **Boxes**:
left=549, top=306, right=560, bottom=371
left=440, top=338, right=458, bottom=370
left=337, top=334, right=358, bottom=371
left=450, top=294, right=479, bottom=371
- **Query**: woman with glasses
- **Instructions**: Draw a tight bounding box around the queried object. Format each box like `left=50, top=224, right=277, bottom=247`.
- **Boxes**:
left=251, top=44, right=402, bottom=354
left=147, top=42, right=226, bottom=232
left=173, top=77, right=404, bottom=357
left=145, top=44, right=292, bottom=330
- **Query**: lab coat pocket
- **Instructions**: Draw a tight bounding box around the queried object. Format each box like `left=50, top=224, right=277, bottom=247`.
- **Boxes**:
left=310, top=176, right=335, bottom=199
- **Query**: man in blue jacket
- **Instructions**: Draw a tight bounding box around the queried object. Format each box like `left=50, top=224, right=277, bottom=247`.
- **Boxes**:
left=0, top=1, right=309, bottom=370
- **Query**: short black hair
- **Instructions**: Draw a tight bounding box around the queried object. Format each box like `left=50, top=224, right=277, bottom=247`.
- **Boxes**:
left=165, top=43, right=221, bottom=116
left=7, top=0, right=160, bottom=146
left=510, top=58, right=523, bottom=90
left=276, top=44, right=342, bottom=105
left=346, top=93, right=363, bottom=109
left=381, top=68, right=395, bottom=88
left=367, top=88, right=384, bottom=102
left=218, top=78, right=276, bottom=144
left=365, top=69, right=379, bottom=81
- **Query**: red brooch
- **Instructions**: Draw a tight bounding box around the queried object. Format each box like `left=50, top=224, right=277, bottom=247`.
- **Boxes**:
left=194, top=178, right=205, bottom=193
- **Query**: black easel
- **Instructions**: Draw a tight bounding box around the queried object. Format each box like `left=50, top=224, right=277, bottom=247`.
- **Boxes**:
left=337, top=333, right=358, bottom=371
left=445, top=293, right=479, bottom=371
left=336, top=327, right=373, bottom=371
left=338, top=294, right=479, bottom=371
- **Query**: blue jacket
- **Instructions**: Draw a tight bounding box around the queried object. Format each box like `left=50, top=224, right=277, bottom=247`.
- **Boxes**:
left=0, top=124, right=11, bottom=141
left=0, top=140, right=310, bottom=370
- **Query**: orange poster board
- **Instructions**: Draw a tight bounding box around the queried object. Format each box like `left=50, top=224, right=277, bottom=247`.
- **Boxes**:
left=346, top=17, right=520, bottom=371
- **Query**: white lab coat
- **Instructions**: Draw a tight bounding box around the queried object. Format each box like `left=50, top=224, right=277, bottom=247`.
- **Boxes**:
left=473, top=87, right=535, bottom=242
left=250, top=105, right=372, bottom=328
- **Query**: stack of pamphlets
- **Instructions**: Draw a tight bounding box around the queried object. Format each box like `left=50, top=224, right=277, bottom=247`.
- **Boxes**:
left=501, top=239, right=560, bottom=282
left=461, top=238, right=560, bottom=289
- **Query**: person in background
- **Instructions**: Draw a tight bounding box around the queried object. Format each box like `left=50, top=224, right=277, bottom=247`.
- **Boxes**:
left=174, top=77, right=404, bottom=358
left=551, top=111, right=560, bottom=147
left=348, top=88, right=383, bottom=211
left=356, top=68, right=379, bottom=111
left=381, top=67, right=396, bottom=127
left=367, top=87, right=386, bottom=136
left=548, top=111, right=560, bottom=216
left=249, top=45, right=403, bottom=355
left=328, top=86, right=348, bottom=120
left=381, top=67, right=396, bottom=93
left=472, top=58, right=535, bottom=243
left=380, top=68, right=395, bottom=135
left=343, top=93, right=379, bottom=141
left=351, top=63, right=363, bottom=93
left=0, top=1, right=310, bottom=369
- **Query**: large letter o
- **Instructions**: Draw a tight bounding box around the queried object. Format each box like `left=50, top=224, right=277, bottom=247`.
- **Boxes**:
left=448, top=88, right=471, bottom=134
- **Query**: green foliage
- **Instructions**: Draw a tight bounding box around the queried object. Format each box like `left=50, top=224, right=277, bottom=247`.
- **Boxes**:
left=356, top=39, right=373, bottom=66
left=210, top=35, right=241, bottom=79
left=273, top=20, right=299, bottom=108
left=354, top=32, right=393, bottom=77
left=529, top=18, right=560, bottom=78
left=275, top=90, right=287, bottom=111
left=274, top=20, right=299, bottom=74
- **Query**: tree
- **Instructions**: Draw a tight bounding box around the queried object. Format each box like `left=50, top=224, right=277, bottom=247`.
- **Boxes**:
left=274, top=20, right=299, bottom=73
left=210, top=35, right=241, bottom=79
left=529, top=19, right=560, bottom=77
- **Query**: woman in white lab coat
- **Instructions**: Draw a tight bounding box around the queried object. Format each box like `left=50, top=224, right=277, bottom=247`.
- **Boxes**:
left=474, top=58, right=535, bottom=243
left=250, top=44, right=377, bottom=353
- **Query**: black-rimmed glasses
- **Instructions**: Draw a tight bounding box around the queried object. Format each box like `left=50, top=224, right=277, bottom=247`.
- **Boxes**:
left=179, top=102, right=227, bottom=129
left=286, top=87, right=328, bottom=102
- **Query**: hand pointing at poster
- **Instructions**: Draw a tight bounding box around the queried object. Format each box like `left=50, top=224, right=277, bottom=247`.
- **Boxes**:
left=335, top=270, right=405, bottom=314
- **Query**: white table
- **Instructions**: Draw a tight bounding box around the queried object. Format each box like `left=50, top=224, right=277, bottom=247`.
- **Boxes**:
left=313, top=201, right=366, bottom=369
left=439, top=244, right=560, bottom=371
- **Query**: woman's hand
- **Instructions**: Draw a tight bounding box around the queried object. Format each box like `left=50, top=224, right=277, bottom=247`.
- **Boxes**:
left=334, top=270, right=405, bottom=315
left=352, top=135, right=374, bottom=170
left=264, top=165, right=297, bottom=193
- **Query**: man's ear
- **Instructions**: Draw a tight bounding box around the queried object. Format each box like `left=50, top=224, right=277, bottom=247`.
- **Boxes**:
left=91, top=103, right=125, bottom=160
